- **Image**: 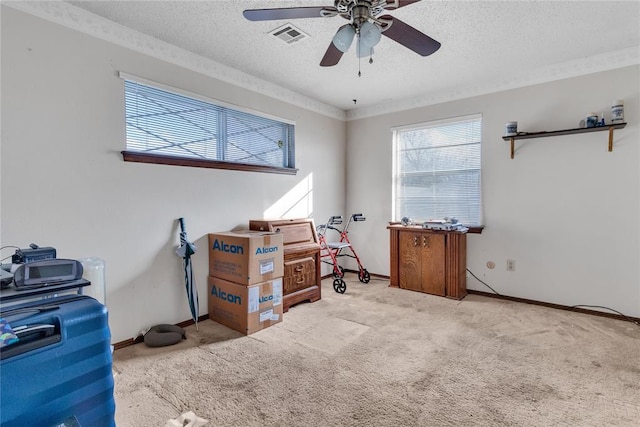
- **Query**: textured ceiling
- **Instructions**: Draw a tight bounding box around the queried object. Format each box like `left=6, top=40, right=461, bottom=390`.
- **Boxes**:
left=36, top=1, right=640, bottom=116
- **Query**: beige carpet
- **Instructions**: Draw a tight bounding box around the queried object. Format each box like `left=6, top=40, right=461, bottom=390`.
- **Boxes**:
left=113, top=276, right=640, bottom=426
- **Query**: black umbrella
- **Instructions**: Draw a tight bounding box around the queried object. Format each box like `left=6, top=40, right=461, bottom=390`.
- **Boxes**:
left=176, top=217, right=199, bottom=331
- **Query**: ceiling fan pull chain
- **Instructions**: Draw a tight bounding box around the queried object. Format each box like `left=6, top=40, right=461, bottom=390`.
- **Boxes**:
left=358, top=34, right=362, bottom=77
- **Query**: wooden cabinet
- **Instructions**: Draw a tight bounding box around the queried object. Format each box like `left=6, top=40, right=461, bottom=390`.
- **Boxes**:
left=250, top=218, right=321, bottom=312
left=388, top=225, right=467, bottom=299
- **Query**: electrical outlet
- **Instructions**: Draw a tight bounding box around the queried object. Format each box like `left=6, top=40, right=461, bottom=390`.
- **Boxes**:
left=507, top=259, right=515, bottom=271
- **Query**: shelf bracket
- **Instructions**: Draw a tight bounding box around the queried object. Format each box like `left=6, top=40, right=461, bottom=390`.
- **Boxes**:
left=509, top=137, right=515, bottom=159
left=608, top=126, right=614, bottom=152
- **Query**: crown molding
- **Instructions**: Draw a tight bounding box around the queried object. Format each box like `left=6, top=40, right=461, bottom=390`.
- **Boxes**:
left=347, top=46, right=640, bottom=121
left=4, top=1, right=347, bottom=121
left=5, top=2, right=639, bottom=123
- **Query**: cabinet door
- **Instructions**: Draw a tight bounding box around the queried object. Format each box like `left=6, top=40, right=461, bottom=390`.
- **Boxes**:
left=398, top=231, right=422, bottom=291
left=419, top=233, right=446, bottom=296
left=398, top=231, right=446, bottom=296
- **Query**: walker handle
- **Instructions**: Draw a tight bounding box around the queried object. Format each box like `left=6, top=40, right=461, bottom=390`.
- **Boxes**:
left=329, top=215, right=343, bottom=225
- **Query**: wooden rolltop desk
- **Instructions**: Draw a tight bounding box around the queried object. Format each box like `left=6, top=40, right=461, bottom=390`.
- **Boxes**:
left=249, top=218, right=321, bottom=312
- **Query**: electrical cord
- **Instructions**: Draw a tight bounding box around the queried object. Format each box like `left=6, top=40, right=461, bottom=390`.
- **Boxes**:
left=466, top=268, right=501, bottom=296
left=466, top=267, right=639, bottom=328
left=1, top=245, right=21, bottom=263
left=570, top=305, right=640, bottom=327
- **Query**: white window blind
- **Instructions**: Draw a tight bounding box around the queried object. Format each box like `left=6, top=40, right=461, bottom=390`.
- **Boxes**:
left=123, top=78, right=295, bottom=169
left=392, top=114, right=482, bottom=225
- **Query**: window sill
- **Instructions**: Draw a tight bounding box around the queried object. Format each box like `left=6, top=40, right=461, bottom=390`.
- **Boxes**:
left=388, top=223, right=484, bottom=234
left=121, top=151, right=298, bottom=175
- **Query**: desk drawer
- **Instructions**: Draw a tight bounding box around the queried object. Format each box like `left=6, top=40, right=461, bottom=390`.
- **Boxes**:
left=284, top=257, right=316, bottom=294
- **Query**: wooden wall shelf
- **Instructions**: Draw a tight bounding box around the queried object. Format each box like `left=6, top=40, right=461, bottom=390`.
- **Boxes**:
left=502, top=122, right=627, bottom=158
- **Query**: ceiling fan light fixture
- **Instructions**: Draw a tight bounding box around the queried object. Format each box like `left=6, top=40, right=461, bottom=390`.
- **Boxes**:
left=332, top=24, right=356, bottom=52
left=356, top=41, right=374, bottom=58
left=243, top=1, right=442, bottom=68
left=359, top=21, right=381, bottom=49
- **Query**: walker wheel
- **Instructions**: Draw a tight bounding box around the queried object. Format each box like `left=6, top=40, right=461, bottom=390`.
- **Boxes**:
left=332, top=265, right=345, bottom=279
left=333, top=278, right=346, bottom=294
left=359, top=269, right=371, bottom=284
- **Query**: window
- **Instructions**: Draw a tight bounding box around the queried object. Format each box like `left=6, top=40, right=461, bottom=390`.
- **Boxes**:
left=120, top=74, right=296, bottom=174
left=392, top=114, right=482, bottom=226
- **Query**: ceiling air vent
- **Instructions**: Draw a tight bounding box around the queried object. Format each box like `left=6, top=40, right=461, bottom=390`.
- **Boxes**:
left=269, top=23, right=309, bottom=44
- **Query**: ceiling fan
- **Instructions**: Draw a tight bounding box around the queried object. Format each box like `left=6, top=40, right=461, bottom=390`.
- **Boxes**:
left=243, top=0, right=441, bottom=67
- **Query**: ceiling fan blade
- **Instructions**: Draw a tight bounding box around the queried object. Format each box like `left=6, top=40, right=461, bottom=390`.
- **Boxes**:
left=380, top=16, right=441, bottom=56
left=385, top=0, right=422, bottom=10
left=320, top=42, right=344, bottom=67
left=243, top=7, right=337, bottom=21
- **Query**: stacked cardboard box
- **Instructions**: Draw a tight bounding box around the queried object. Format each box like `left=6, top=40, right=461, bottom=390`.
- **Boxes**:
left=208, top=230, right=284, bottom=335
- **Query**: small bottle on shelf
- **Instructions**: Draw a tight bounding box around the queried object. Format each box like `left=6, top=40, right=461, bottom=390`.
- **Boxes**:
left=611, top=100, right=624, bottom=122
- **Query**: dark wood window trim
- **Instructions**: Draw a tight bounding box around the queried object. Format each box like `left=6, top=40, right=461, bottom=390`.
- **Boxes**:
left=122, top=151, right=298, bottom=175
left=387, top=222, right=484, bottom=234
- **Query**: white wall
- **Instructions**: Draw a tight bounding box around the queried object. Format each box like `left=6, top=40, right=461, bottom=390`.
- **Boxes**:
left=2, top=7, right=638, bottom=345
left=0, top=8, right=346, bottom=342
left=346, top=66, right=640, bottom=318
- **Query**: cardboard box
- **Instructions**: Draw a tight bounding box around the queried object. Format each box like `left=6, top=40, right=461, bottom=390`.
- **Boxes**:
left=208, top=230, right=283, bottom=285
left=207, top=276, right=283, bottom=335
